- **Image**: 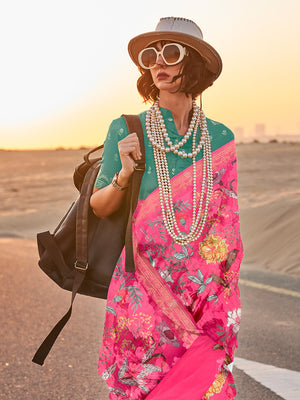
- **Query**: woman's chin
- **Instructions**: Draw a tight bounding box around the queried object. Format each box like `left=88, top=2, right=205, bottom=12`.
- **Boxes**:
left=155, top=81, right=180, bottom=94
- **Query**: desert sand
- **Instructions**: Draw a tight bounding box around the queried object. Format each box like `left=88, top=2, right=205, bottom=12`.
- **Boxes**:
left=0, top=142, right=299, bottom=275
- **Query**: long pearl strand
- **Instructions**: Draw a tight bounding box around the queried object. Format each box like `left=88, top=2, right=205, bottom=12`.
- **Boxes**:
left=146, top=100, right=213, bottom=246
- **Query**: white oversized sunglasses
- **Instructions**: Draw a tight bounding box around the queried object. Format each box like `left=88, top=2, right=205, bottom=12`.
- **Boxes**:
left=138, top=43, right=187, bottom=69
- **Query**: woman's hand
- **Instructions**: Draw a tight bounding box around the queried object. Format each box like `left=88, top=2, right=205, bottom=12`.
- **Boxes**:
left=117, top=132, right=142, bottom=186
left=90, top=132, right=142, bottom=218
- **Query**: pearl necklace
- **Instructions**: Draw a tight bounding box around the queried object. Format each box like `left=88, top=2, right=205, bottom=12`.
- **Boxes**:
left=146, top=100, right=206, bottom=158
left=146, top=101, right=213, bottom=246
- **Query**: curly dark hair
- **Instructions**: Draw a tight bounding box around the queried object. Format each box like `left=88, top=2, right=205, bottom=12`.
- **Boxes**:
left=136, top=43, right=216, bottom=103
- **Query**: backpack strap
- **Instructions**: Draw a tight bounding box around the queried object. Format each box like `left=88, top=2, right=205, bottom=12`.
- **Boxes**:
left=121, top=114, right=146, bottom=272
left=32, top=163, right=99, bottom=366
left=32, top=115, right=145, bottom=366
left=75, top=114, right=145, bottom=272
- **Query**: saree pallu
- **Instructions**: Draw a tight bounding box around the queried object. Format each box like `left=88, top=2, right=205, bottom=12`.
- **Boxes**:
left=98, top=139, right=243, bottom=399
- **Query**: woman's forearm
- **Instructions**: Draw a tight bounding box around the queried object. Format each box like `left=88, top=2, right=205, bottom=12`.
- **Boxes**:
left=90, top=170, right=132, bottom=218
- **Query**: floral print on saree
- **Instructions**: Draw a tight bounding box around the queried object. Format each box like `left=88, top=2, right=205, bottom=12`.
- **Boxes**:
left=98, top=140, right=243, bottom=399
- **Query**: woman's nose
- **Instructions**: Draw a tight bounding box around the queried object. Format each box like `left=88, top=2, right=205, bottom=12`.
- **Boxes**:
left=155, top=54, right=166, bottom=66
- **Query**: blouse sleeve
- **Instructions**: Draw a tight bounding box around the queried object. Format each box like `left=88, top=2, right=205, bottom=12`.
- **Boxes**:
left=94, top=117, right=129, bottom=189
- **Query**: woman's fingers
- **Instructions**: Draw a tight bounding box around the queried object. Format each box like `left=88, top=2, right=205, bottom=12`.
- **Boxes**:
left=133, top=133, right=142, bottom=159
left=117, top=133, right=142, bottom=174
left=118, top=133, right=141, bottom=160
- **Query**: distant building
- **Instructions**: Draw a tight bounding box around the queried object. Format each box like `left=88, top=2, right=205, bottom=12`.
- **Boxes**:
left=255, top=123, right=266, bottom=139
left=234, top=127, right=244, bottom=142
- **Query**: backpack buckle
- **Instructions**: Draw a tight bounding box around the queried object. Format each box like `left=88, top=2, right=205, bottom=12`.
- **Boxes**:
left=134, top=162, right=146, bottom=172
left=74, top=260, right=88, bottom=271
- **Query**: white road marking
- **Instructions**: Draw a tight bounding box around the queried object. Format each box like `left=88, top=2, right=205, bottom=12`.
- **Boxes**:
left=234, top=357, right=300, bottom=400
left=239, top=278, right=300, bottom=298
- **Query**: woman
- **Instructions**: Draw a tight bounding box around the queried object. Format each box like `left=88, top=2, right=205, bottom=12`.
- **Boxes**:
left=90, top=17, right=243, bottom=400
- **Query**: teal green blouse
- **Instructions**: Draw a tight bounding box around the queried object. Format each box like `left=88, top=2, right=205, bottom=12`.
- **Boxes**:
left=94, top=108, right=234, bottom=200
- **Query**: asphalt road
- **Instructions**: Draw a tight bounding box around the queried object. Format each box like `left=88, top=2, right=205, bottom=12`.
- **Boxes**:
left=1, top=239, right=299, bottom=400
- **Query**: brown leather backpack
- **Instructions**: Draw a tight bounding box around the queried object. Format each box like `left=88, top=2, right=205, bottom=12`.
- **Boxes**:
left=32, top=114, right=145, bottom=366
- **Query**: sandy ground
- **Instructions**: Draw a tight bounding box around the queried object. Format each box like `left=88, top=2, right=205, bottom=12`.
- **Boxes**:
left=0, top=142, right=299, bottom=275
left=236, top=143, right=300, bottom=276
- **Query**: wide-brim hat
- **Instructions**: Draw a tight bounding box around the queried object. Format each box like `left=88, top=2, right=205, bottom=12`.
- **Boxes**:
left=128, top=17, right=222, bottom=81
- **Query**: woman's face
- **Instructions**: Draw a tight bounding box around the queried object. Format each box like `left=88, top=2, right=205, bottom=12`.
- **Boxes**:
left=148, top=41, right=184, bottom=93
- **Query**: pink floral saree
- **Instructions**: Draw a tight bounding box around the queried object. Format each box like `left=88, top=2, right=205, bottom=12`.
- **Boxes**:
left=98, top=139, right=243, bottom=399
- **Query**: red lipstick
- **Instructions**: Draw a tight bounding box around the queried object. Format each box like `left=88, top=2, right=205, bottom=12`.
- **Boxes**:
left=157, top=72, right=169, bottom=80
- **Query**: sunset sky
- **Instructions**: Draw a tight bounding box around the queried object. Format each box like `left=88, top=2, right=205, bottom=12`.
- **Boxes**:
left=0, top=0, right=299, bottom=149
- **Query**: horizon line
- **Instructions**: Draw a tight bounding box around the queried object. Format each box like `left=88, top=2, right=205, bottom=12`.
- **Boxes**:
left=2, top=138, right=300, bottom=152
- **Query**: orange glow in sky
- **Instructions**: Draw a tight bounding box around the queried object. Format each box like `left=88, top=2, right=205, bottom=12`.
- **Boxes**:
left=0, top=0, right=299, bottom=149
